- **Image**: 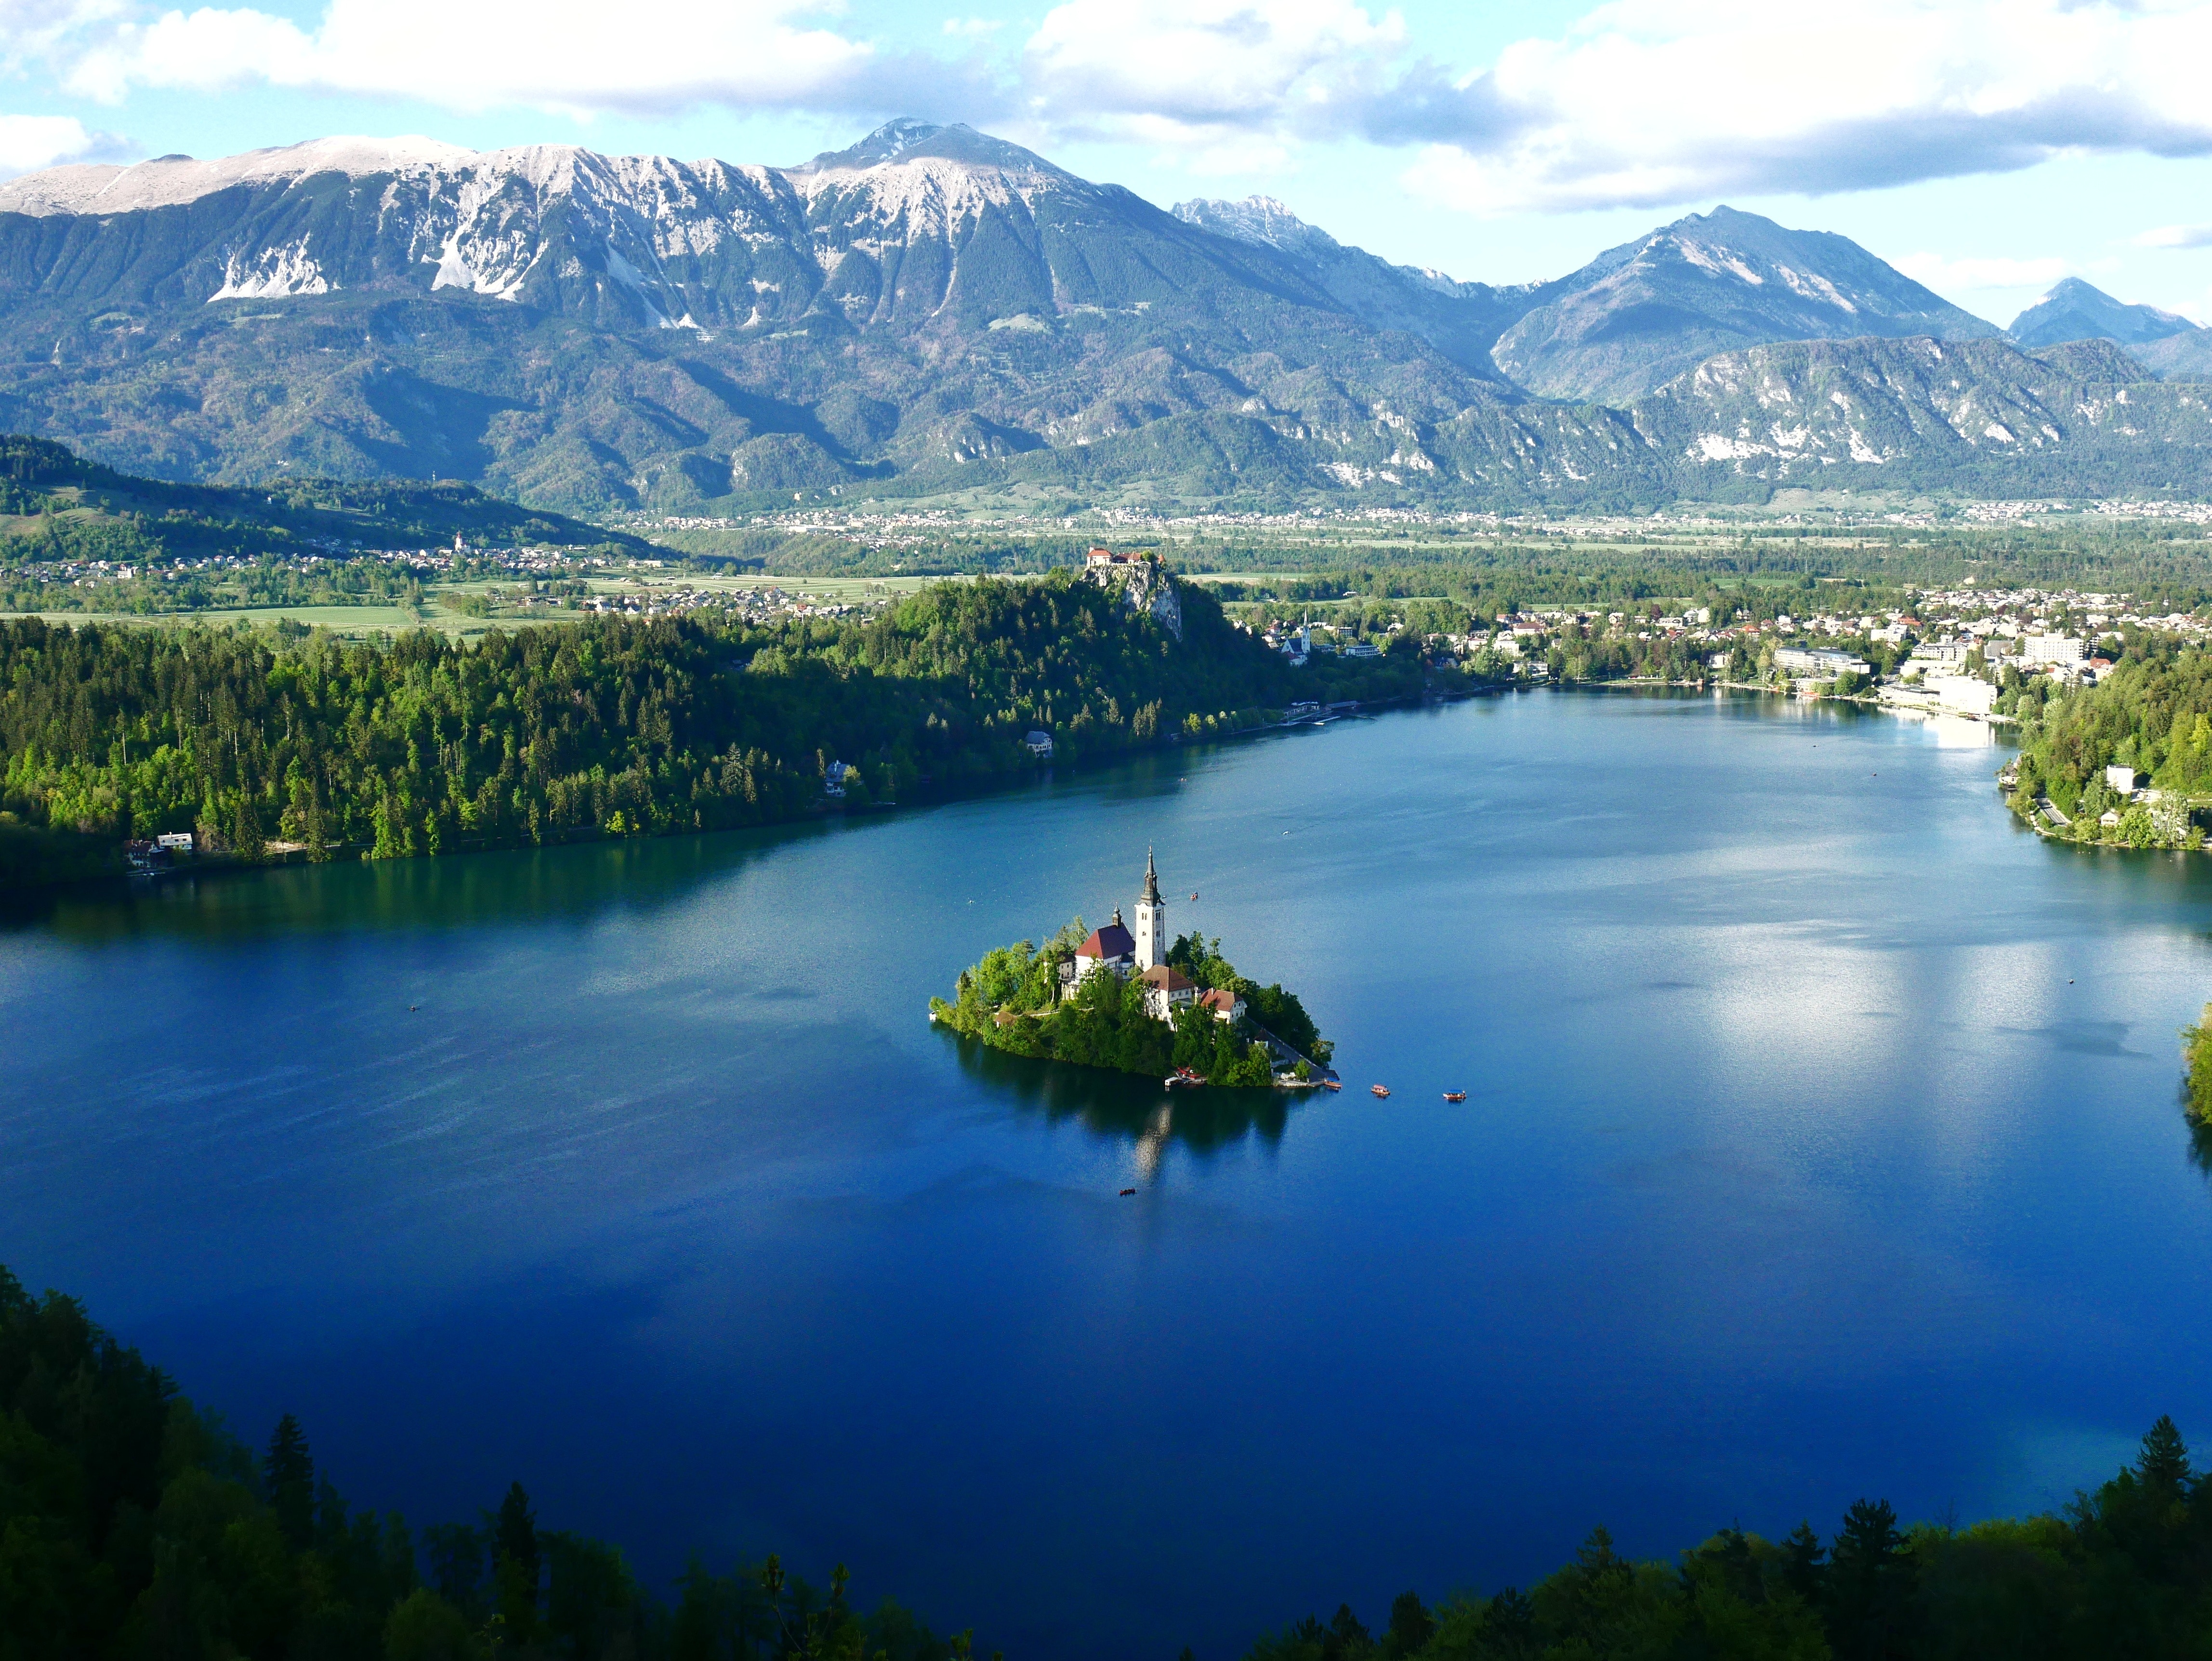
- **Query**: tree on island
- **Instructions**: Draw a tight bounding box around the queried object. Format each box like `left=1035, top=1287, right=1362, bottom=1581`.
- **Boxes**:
left=935, top=925, right=1311, bottom=1085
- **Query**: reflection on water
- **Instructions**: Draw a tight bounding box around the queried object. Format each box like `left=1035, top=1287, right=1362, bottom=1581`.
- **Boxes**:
left=19, top=688, right=2212, bottom=1661
left=25, top=819, right=835, bottom=944
left=941, top=1027, right=1296, bottom=1157
left=2184, top=1092, right=2212, bottom=1185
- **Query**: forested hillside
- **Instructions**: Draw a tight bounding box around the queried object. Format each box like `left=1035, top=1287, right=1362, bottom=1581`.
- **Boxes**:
left=0, top=1262, right=972, bottom=1659
left=11, top=1253, right=2212, bottom=1659
left=2003, top=638, right=2212, bottom=836
left=0, top=433, right=640, bottom=574
left=0, top=570, right=1416, bottom=879
left=1253, top=1416, right=2212, bottom=1661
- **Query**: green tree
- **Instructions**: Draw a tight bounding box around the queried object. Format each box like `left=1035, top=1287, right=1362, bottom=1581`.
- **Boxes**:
left=495, top=1479, right=541, bottom=1636
left=2180, top=1005, right=2212, bottom=1121
left=263, top=1411, right=315, bottom=1549
left=1829, top=1498, right=1913, bottom=1660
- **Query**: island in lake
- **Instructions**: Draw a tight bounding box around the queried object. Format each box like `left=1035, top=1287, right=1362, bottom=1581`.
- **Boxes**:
left=932, top=851, right=1333, bottom=1088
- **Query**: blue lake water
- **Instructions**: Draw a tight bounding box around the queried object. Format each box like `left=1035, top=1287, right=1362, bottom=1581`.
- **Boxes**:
left=9, top=689, right=2212, bottom=1658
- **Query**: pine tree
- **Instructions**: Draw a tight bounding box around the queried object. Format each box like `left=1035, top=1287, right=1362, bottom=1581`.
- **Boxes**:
left=263, top=1412, right=315, bottom=1549
left=1829, top=1498, right=1912, bottom=1660
left=1780, top=1519, right=1827, bottom=1606
left=1383, top=1590, right=1435, bottom=1657
left=495, top=1479, right=541, bottom=1628
left=2139, top=1414, right=2192, bottom=1493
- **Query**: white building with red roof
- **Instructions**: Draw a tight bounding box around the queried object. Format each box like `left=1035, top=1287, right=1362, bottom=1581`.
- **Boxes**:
left=1060, top=850, right=1177, bottom=1003
left=1068, top=910, right=1135, bottom=991
left=1142, top=963, right=1197, bottom=1020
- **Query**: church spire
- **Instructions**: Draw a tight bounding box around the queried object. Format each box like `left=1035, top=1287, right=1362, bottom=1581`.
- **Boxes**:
left=1135, top=847, right=1164, bottom=970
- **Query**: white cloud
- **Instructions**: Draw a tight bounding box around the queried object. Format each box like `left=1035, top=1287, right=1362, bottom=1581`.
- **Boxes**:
left=2138, top=223, right=2212, bottom=249
left=1021, top=0, right=1401, bottom=146
left=15, top=0, right=2212, bottom=221
left=1400, top=0, right=2212, bottom=214
left=65, top=0, right=881, bottom=115
left=1893, top=252, right=2071, bottom=295
left=0, top=112, right=125, bottom=176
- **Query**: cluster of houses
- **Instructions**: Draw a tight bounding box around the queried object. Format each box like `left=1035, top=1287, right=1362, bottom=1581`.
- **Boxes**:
left=1059, top=851, right=1246, bottom=1024
left=123, top=831, right=194, bottom=874
left=1260, top=621, right=1385, bottom=664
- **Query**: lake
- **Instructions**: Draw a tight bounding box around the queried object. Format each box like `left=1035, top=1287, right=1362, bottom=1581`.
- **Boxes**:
left=9, top=689, right=2212, bottom=1659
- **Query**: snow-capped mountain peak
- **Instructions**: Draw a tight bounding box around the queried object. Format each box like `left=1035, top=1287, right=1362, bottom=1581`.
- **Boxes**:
left=0, top=135, right=478, bottom=217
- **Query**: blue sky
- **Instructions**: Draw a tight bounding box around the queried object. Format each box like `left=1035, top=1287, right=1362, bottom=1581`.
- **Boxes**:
left=9, top=0, right=2212, bottom=327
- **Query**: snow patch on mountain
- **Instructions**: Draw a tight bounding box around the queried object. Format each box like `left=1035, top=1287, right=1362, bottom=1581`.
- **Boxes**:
left=210, top=237, right=329, bottom=302
left=0, top=135, right=475, bottom=216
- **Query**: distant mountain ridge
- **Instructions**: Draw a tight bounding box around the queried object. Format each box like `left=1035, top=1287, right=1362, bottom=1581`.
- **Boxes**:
left=2002, top=277, right=2212, bottom=382
left=2007, top=277, right=2197, bottom=349
left=1171, top=195, right=1550, bottom=382
left=0, top=122, right=2206, bottom=510
left=1489, top=207, right=2000, bottom=403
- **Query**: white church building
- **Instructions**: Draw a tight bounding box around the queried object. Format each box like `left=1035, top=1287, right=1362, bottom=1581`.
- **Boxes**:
left=1061, top=851, right=1208, bottom=1020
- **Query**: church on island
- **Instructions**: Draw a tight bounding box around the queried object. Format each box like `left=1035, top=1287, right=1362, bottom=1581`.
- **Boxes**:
left=1060, top=851, right=1246, bottom=1024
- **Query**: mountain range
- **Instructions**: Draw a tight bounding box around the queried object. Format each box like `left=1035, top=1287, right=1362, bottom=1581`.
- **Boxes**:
left=0, top=120, right=2208, bottom=512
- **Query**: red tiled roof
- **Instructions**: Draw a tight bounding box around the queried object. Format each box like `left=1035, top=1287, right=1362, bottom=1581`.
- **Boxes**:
left=1077, top=923, right=1135, bottom=959
left=1142, top=964, right=1194, bottom=990
left=1196, top=987, right=1239, bottom=1012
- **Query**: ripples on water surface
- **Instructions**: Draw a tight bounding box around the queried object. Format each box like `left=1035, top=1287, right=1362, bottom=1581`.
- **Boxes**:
left=7, top=691, right=2212, bottom=1660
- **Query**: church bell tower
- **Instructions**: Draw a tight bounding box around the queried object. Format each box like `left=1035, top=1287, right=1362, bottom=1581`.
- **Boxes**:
left=1135, top=848, right=1165, bottom=970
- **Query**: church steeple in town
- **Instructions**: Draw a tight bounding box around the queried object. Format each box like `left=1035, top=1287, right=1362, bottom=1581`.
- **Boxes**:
left=1135, top=847, right=1165, bottom=970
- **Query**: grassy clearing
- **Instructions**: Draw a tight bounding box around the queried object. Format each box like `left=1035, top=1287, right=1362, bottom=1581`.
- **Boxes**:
left=0, top=571, right=945, bottom=636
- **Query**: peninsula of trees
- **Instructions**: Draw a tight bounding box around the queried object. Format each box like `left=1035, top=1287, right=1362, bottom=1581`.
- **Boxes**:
left=2003, top=639, right=2212, bottom=845
left=0, top=567, right=1419, bottom=888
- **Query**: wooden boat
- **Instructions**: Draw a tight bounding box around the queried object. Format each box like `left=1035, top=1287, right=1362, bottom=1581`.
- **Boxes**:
left=1323, top=1080, right=1341, bottom=1092
left=1165, top=1067, right=1206, bottom=1090
left=1371, top=1084, right=1390, bottom=1098
left=1119, top=1187, right=1137, bottom=1196
left=1443, top=1091, right=1467, bottom=1102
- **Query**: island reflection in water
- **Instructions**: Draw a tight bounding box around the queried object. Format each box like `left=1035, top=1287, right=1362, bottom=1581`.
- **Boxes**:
left=939, top=1025, right=1296, bottom=1164
left=20, top=689, right=2212, bottom=1661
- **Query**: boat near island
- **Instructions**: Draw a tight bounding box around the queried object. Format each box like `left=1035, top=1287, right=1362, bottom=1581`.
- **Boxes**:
left=1443, top=1091, right=1466, bottom=1102
left=1165, top=1067, right=1205, bottom=1090
left=1371, top=1084, right=1390, bottom=1098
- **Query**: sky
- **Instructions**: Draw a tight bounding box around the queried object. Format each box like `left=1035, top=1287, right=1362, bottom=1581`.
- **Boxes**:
left=8, top=0, right=2212, bottom=328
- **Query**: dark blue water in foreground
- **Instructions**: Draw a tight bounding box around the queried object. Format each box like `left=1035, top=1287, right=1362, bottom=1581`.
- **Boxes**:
left=10, top=690, right=2212, bottom=1658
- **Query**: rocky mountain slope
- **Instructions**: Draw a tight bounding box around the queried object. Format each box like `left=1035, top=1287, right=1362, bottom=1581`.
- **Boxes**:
left=2008, top=277, right=2197, bottom=349
left=1490, top=208, right=1999, bottom=404
left=0, top=124, right=2204, bottom=509
left=2004, top=277, right=2212, bottom=382
left=1170, top=195, right=1550, bottom=382
left=0, top=123, right=1519, bottom=511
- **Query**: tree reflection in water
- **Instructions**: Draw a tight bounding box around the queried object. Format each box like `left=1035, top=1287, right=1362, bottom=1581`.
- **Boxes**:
left=939, top=1027, right=1297, bottom=1161
left=2186, top=1089, right=2212, bottom=1185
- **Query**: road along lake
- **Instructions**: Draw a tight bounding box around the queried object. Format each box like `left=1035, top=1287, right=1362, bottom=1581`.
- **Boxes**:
left=9, top=689, right=2212, bottom=1659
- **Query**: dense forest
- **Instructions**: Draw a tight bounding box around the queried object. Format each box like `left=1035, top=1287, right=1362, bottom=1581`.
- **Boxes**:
left=0, top=1262, right=981, bottom=1660
left=1251, top=1414, right=2212, bottom=1661
left=2002, top=637, right=2212, bottom=842
left=14, top=1256, right=2212, bottom=1660
left=0, top=571, right=1420, bottom=886
left=932, top=928, right=1328, bottom=1085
